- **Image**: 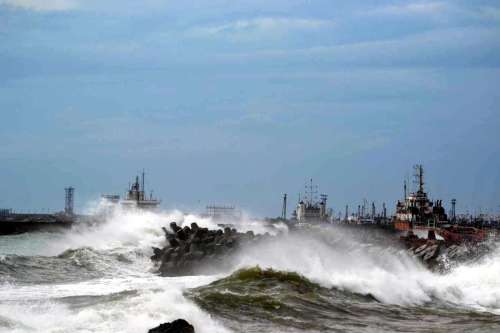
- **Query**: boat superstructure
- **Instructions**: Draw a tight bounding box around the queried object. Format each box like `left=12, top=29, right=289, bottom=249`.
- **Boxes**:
left=394, top=165, right=447, bottom=231
left=102, top=171, right=160, bottom=210
left=291, top=179, right=330, bottom=224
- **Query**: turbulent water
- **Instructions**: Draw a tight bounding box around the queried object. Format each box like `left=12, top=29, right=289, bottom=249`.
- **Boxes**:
left=1, top=207, right=500, bottom=333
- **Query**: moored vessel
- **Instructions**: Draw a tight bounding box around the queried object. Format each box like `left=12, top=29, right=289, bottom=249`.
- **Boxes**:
left=102, top=171, right=160, bottom=210
left=393, top=165, right=447, bottom=232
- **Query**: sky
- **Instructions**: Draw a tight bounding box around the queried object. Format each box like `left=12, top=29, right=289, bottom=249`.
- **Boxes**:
left=0, top=0, right=499, bottom=217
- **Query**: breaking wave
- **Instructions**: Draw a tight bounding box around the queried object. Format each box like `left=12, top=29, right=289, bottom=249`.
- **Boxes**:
left=1, top=203, right=500, bottom=332
left=188, top=264, right=500, bottom=333
left=232, top=227, right=500, bottom=314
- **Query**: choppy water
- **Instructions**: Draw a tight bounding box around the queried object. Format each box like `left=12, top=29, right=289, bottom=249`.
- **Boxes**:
left=1, top=206, right=500, bottom=332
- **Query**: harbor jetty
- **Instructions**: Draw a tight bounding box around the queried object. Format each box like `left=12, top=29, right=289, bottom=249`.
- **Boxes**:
left=151, top=222, right=272, bottom=276
left=0, top=187, right=76, bottom=235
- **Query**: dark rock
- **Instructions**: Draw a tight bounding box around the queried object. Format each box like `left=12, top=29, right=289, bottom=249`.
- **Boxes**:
left=422, top=244, right=440, bottom=261
left=398, top=229, right=489, bottom=271
left=194, top=228, right=208, bottom=240
left=148, top=319, right=195, bottom=333
left=153, top=222, right=272, bottom=276
left=167, top=234, right=180, bottom=248
left=176, top=229, right=188, bottom=241
left=160, top=248, right=174, bottom=262
left=190, top=250, right=205, bottom=260
left=203, top=235, right=215, bottom=244
left=151, top=247, right=163, bottom=261
left=170, top=222, right=181, bottom=233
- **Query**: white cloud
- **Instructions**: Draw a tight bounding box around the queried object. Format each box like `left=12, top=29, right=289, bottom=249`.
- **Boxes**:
left=366, top=2, right=448, bottom=16
left=0, top=0, right=78, bottom=11
left=187, top=17, right=333, bottom=39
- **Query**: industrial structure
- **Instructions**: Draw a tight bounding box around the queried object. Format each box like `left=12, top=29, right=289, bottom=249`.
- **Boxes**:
left=65, top=187, right=75, bottom=215
left=451, top=198, right=457, bottom=222
left=342, top=199, right=389, bottom=225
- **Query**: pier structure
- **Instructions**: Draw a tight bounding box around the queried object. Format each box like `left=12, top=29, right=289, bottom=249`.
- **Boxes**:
left=0, top=187, right=77, bottom=235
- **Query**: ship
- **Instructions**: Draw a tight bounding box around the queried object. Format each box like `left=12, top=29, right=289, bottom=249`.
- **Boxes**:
left=102, top=171, right=160, bottom=210
left=291, top=179, right=330, bottom=225
left=393, top=165, right=447, bottom=231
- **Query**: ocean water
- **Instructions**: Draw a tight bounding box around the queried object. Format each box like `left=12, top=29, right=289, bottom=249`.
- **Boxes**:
left=1, top=207, right=500, bottom=333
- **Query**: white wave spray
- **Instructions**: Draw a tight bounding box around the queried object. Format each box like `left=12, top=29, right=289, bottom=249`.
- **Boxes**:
left=0, top=201, right=288, bottom=333
left=2, top=203, right=500, bottom=333
left=235, top=227, right=500, bottom=314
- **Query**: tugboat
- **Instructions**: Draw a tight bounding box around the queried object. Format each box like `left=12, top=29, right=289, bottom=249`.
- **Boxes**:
left=102, top=171, right=160, bottom=210
left=394, top=165, right=486, bottom=244
left=394, top=165, right=447, bottom=231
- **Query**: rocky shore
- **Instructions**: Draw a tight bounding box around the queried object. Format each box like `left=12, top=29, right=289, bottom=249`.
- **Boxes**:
left=400, top=230, right=491, bottom=271
left=151, top=222, right=272, bottom=276
left=151, top=222, right=492, bottom=276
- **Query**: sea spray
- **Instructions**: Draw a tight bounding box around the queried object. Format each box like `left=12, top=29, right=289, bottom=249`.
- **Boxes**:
left=233, top=226, right=500, bottom=313
left=2, top=205, right=500, bottom=332
left=0, top=274, right=230, bottom=333
left=0, top=204, right=238, bottom=333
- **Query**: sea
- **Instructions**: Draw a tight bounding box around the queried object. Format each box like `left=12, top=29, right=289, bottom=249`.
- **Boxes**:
left=1, top=206, right=500, bottom=333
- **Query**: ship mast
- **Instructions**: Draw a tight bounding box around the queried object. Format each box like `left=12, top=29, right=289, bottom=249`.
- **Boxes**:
left=418, top=165, right=424, bottom=193
left=305, top=178, right=318, bottom=206
left=282, top=193, right=287, bottom=220
left=142, top=169, right=145, bottom=193
left=414, top=164, right=424, bottom=193
left=404, top=180, right=407, bottom=200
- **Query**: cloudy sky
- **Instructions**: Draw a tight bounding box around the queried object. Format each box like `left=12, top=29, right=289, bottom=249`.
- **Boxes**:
left=1, top=0, right=499, bottom=216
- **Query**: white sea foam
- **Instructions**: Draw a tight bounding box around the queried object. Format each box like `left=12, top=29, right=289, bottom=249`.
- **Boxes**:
left=2, top=205, right=500, bottom=333
left=0, top=275, right=230, bottom=333
left=42, top=201, right=285, bottom=256
left=235, top=227, right=500, bottom=314
left=0, top=204, right=238, bottom=333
